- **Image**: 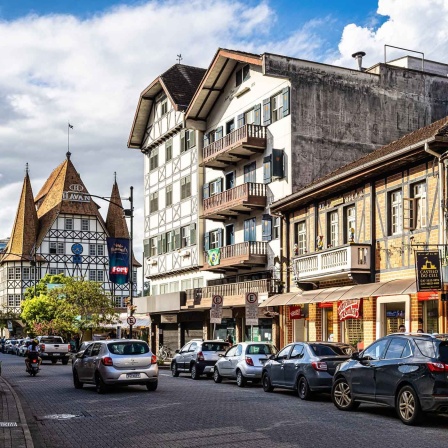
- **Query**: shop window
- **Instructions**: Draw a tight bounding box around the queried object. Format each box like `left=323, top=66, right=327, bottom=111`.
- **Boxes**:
left=327, top=211, right=339, bottom=248
left=235, top=64, right=250, bottom=87
left=149, top=148, right=158, bottom=171
left=344, top=206, right=356, bottom=244
left=388, top=189, right=403, bottom=235
left=263, top=87, right=290, bottom=126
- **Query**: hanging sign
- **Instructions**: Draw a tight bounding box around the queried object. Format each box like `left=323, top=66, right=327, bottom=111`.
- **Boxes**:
left=245, top=292, right=259, bottom=326
left=210, top=295, right=223, bottom=324
left=106, top=237, right=130, bottom=285
left=289, top=306, right=303, bottom=320
left=338, top=299, right=362, bottom=321
left=415, top=251, right=442, bottom=291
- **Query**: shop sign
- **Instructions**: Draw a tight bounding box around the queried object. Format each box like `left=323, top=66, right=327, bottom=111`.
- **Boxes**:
left=338, top=299, right=362, bottom=321
left=289, top=306, right=303, bottom=320
left=386, top=310, right=405, bottom=318
left=245, top=292, right=259, bottom=326
left=318, top=302, right=333, bottom=308
left=210, top=295, right=223, bottom=324
left=417, top=291, right=439, bottom=301
left=415, top=251, right=442, bottom=291
left=161, top=314, right=177, bottom=324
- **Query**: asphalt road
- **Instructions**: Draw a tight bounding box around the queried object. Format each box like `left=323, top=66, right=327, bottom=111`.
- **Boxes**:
left=1, top=353, right=448, bottom=448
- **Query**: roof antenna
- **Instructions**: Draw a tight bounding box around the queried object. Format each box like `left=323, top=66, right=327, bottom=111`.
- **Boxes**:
left=177, top=54, right=183, bottom=64
left=67, top=122, right=74, bottom=159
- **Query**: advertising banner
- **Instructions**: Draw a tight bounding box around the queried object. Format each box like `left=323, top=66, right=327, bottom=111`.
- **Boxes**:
left=289, top=305, right=303, bottom=320
left=415, top=250, right=442, bottom=291
left=106, top=237, right=130, bottom=285
left=245, top=292, right=259, bottom=326
left=210, top=295, right=223, bottom=324
left=337, top=299, right=362, bottom=321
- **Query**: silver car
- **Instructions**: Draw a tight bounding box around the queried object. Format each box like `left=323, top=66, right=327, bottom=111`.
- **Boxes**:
left=72, top=339, right=158, bottom=394
left=213, top=342, right=277, bottom=387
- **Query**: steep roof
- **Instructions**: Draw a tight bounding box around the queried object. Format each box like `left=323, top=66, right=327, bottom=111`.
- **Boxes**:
left=1, top=169, right=39, bottom=262
left=272, top=115, right=448, bottom=211
left=128, top=64, right=206, bottom=149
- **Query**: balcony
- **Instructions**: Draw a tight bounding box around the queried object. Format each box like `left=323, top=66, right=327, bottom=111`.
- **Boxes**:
left=293, top=244, right=372, bottom=284
left=201, top=183, right=267, bottom=221
left=201, top=124, right=267, bottom=169
left=202, top=241, right=268, bottom=271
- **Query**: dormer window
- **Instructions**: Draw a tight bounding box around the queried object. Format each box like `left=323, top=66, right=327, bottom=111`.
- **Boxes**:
left=236, top=65, right=250, bottom=87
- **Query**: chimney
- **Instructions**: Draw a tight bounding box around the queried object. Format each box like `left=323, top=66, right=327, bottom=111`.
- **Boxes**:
left=352, top=51, right=366, bottom=71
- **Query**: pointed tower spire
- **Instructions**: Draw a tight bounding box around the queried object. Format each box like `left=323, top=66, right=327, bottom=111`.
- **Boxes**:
left=2, top=165, right=38, bottom=262
left=106, top=177, right=130, bottom=239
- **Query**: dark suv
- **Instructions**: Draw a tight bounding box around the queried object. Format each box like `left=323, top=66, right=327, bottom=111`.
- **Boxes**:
left=331, top=333, right=448, bottom=425
left=171, top=340, right=229, bottom=379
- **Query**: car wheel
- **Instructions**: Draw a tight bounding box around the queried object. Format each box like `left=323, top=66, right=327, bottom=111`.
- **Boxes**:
left=51, top=359, right=58, bottom=364
left=332, top=378, right=359, bottom=411
left=146, top=380, right=158, bottom=392
left=396, top=385, right=423, bottom=425
left=191, top=364, right=199, bottom=380
left=236, top=370, right=246, bottom=388
left=62, top=359, right=69, bottom=366
left=171, top=362, right=179, bottom=377
left=73, top=370, right=84, bottom=389
left=213, top=368, right=223, bottom=383
left=298, top=376, right=312, bottom=400
left=262, top=373, right=274, bottom=392
left=95, top=372, right=107, bottom=394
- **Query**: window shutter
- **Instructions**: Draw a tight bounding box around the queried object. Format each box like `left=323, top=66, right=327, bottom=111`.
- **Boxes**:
left=237, top=113, right=244, bottom=129
left=144, top=240, right=150, bottom=258
left=282, top=87, right=290, bottom=117
left=263, top=155, right=272, bottom=184
left=190, top=223, right=197, bottom=245
left=203, top=182, right=210, bottom=199
left=189, top=130, right=196, bottom=148
left=262, top=215, right=272, bottom=242
left=272, top=149, right=284, bottom=178
left=263, top=98, right=271, bottom=126
left=217, top=178, right=223, bottom=194
left=174, top=228, right=181, bottom=250
left=161, top=233, right=167, bottom=253
left=403, top=197, right=413, bottom=230
left=216, top=126, right=223, bottom=140
left=203, top=133, right=209, bottom=147
left=157, top=235, right=162, bottom=254
left=180, top=129, right=186, bottom=152
left=244, top=220, right=250, bottom=242
left=254, top=103, right=261, bottom=125
left=204, top=233, right=210, bottom=251
left=218, top=229, right=223, bottom=248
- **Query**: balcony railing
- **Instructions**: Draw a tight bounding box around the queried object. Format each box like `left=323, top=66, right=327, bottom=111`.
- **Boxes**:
left=293, top=244, right=372, bottom=282
left=203, top=241, right=268, bottom=271
left=202, top=183, right=267, bottom=220
left=202, top=124, right=267, bottom=169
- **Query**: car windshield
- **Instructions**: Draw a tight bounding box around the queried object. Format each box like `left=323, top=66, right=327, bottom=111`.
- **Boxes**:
left=107, top=342, right=149, bottom=355
left=246, top=344, right=276, bottom=355
left=309, top=344, right=349, bottom=356
left=40, top=337, right=63, bottom=344
left=202, top=342, right=229, bottom=351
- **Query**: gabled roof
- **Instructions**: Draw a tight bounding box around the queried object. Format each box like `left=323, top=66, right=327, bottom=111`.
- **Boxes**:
left=185, top=48, right=262, bottom=121
left=272, top=115, right=448, bottom=211
left=1, top=169, right=38, bottom=262
left=128, top=64, right=206, bottom=149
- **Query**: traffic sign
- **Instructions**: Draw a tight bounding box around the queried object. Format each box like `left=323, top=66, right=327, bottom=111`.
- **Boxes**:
left=127, top=316, right=136, bottom=325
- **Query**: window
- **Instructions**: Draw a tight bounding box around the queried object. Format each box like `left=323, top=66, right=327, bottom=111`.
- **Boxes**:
left=181, top=175, right=191, bottom=200
left=384, top=338, right=412, bottom=359
left=262, top=215, right=272, bottom=242
left=192, top=277, right=203, bottom=289
left=49, top=268, right=57, bottom=275
left=244, top=218, right=256, bottom=242
left=89, top=270, right=96, bottom=281
left=296, top=221, right=306, bottom=255
left=150, top=192, right=159, bottom=212
left=181, top=224, right=196, bottom=247
left=170, top=281, right=179, bottom=293
left=411, top=182, right=427, bottom=230
left=89, top=244, right=96, bottom=256
left=389, top=190, right=403, bottom=235
left=166, top=231, right=175, bottom=252
left=149, top=148, right=158, bottom=171
left=165, top=184, right=173, bottom=207
left=150, top=237, right=157, bottom=257
left=8, top=268, right=14, bottom=280
left=273, top=217, right=280, bottom=240
left=362, top=339, right=389, bottom=361
left=181, top=279, right=192, bottom=291
left=8, top=294, right=21, bottom=307
left=344, top=206, right=356, bottom=244
left=209, top=229, right=222, bottom=249
left=97, top=270, right=104, bottom=282
left=226, top=120, right=235, bottom=135
left=245, top=108, right=255, bottom=125
left=157, top=233, right=167, bottom=254
left=237, top=113, right=245, bottom=129
left=15, top=267, right=21, bottom=280
left=209, top=178, right=223, bottom=196
left=160, top=99, right=168, bottom=116
left=277, top=345, right=291, bottom=359
left=65, top=218, right=73, bottom=230
left=165, top=139, right=173, bottom=162
left=23, top=267, right=30, bottom=280
left=244, top=162, right=256, bottom=183
left=263, top=87, right=290, bottom=126
left=235, top=64, right=250, bottom=87
left=328, top=211, right=339, bottom=247
left=263, top=156, right=272, bottom=184
left=291, top=344, right=304, bottom=359
left=181, top=130, right=196, bottom=153
left=97, top=245, right=104, bottom=256
left=81, top=219, right=89, bottom=231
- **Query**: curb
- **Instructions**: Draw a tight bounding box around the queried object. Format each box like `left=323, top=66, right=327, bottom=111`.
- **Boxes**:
left=0, top=376, right=35, bottom=448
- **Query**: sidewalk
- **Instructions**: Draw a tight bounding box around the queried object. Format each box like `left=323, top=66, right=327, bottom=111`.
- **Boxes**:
left=0, top=364, right=34, bottom=448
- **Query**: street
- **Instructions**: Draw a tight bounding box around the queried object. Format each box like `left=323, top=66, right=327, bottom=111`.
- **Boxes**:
left=1, top=353, right=448, bottom=448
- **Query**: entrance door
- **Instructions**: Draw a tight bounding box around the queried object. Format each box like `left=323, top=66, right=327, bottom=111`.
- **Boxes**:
left=376, top=295, right=410, bottom=337
left=225, top=172, right=235, bottom=190
left=226, top=224, right=235, bottom=246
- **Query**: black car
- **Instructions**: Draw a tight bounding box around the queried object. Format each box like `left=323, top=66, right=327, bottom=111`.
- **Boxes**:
left=262, top=342, right=354, bottom=399
left=331, top=333, right=448, bottom=425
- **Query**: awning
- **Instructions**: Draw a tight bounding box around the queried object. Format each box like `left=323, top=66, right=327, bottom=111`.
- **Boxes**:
left=259, top=292, right=298, bottom=307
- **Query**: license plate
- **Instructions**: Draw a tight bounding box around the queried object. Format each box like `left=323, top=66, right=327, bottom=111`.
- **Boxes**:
left=126, top=373, right=141, bottom=379
left=53, top=353, right=60, bottom=356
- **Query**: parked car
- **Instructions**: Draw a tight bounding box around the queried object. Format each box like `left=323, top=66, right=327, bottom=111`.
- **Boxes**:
left=261, top=342, right=354, bottom=399
left=18, top=340, right=30, bottom=357
left=70, top=341, right=93, bottom=364
left=213, top=342, right=278, bottom=387
left=4, top=339, right=18, bottom=354
left=331, top=332, right=448, bottom=425
left=13, top=339, right=25, bottom=355
left=171, top=340, right=229, bottom=379
left=72, top=339, right=158, bottom=394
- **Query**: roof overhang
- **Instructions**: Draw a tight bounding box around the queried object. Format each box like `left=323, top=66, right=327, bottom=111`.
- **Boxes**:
left=185, top=48, right=262, bottom=122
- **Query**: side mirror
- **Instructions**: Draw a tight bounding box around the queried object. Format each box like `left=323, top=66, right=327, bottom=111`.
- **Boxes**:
left=269, top=354, right=276, bottom=360
left=351, top=351, right=360, bottom=360
left=76, top=352, right=84, bottom=358
left=218, top=353, right=225, bottom=357
left=175, top=349, right=180, bottom=354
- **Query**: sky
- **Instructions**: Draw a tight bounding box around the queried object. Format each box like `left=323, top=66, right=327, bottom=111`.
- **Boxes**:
left=1, top=0, right=448, bottom=290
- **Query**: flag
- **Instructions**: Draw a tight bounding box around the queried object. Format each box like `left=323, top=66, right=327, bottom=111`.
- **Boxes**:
left=68, top=123, right=73, bottom=129
left=208, top=248, right=221, bottom=266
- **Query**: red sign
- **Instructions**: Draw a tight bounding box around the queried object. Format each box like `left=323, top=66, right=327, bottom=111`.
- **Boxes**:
left=318, top=302, right=333, bottom=308
left=289, top=306, right=303, bottom=319
left=338, top=299, right=362, bottom=321
left=417, top=291, right=439, bottom=301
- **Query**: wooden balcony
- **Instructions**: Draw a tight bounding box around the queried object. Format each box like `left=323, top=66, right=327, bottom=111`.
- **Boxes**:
left=201, top=124, right=267, bottom=169
left=201, top=183, right=267, bottom=221
left=293, top=244, right=372, bottom=285
left=202, top=241, right=268, bottom=272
